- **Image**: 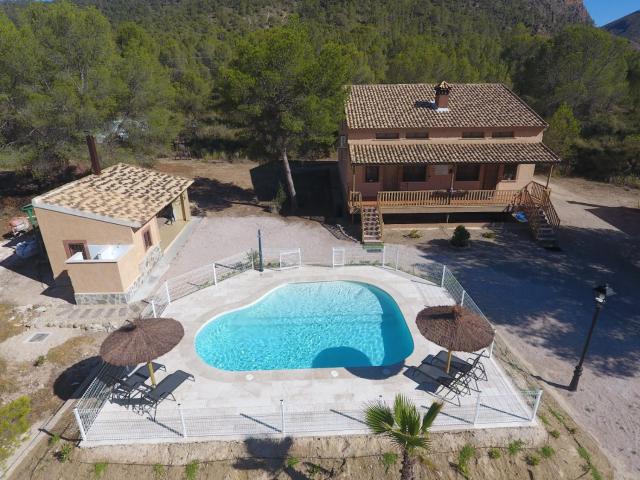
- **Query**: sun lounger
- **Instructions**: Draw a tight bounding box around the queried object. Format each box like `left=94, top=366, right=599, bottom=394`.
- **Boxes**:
left=140, top=370, right=195, bottom=415
left=409, top=363, right=470, bottom=403
left=426, top=350, right=487, bottom=390
left=110, top=362, right=166, bottom=400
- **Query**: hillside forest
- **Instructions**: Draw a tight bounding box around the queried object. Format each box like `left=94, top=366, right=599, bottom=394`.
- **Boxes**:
left=0, top=0, right=639, bottom=186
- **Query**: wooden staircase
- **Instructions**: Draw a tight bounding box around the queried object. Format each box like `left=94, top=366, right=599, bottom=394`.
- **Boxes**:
left=520, top=182, right=560, bottom=248
left=361, top=205, right=383, bottom=245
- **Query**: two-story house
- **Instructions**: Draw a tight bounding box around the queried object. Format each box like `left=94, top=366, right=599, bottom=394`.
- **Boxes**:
left=338, top=82, right=561, bottom=245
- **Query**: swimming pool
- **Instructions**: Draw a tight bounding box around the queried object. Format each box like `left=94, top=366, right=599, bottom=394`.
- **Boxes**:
left=194, top=281, right=414, bottom=371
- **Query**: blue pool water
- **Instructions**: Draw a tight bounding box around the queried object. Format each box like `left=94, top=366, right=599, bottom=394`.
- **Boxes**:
left=194, top=281, right=414, bottom=371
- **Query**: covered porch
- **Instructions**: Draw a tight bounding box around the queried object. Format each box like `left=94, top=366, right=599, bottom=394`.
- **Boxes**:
left=155, top=190, right=191, bottom=251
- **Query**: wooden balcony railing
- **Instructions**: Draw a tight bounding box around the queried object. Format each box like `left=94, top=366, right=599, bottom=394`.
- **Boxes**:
left=377, top=189, right=521, bottom=208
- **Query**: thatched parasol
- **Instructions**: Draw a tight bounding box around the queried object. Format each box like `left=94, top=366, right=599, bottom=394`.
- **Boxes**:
left=416, top=305, right=494, bottom=373
left=100, top=318, right=184, bottom=386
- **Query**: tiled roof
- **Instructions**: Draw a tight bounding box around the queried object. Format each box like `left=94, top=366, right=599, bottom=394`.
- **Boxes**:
left=348, top=142, right=560, bottom=165
left=345, top=83, right=547, bottom=129
left=33, top=163, right=193, bottom=227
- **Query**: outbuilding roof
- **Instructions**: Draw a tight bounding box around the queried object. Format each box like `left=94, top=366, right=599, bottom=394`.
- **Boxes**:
left=32, top=163, right=193, bottom=228
left=345, top=83, right=547, bottom=129
left=348, top=142, right=560, bottom=165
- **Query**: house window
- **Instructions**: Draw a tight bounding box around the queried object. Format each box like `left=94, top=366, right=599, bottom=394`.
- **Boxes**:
left=455, top=164, right=481, bottom=181
left=402, top=165, right=427, bottom=182
left=492, top=131, right=515, bottom=138
left=406, top=131, right=429, bottom=139
left=365, top=166, right=379, bottom=183
left=462, top=131, right=485, bottom=139
left=375, top=132, right=400, bottom=140
left=502, top=164, right=518, bottom=181
left=142, top=229, right=153, bottom=251
left=434, top=165, right=450, bottom=176
left=64, top=241, right=88, bottom=260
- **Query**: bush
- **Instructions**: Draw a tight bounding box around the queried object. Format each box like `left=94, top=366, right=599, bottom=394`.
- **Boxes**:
left=540, top=445, right=555, bottom=458
left=56, top=443, right=73, bottom=463
left=451, top=225, right=470, bottom=247
left=286, top=456, right=299, bottom=468
left=0, top=396, right=31, bottom=463
left=488, top=448, right=501, bottom=459
left=271, top=182, right=287, bottom=214
left=380, top=452, right=398, bottom=473
left=34, top=355, right=46, bottom=367
left=152, top=463, right=165, bottom=477
left=185, top=460, right=199, bottom=480
left=507, top=439, right=524, bottom=456
left=457, top=443, right=476, bottom=476
left=406, top=229, right=421, bottom=239
left=481, top=230, right=496, bottom=239
left=549, top=429, right=560, bottom=439
left=525, top=454, right=541, bottom=466
left=49, top=433, right=61, bottom=446
left=94, top=462, right=107, bottom=478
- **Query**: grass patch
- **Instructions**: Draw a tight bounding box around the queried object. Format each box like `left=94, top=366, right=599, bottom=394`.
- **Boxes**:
left=525, top=454, right=540, bottom=466
left=488, top=448, right=501, bottom=459
left=538, top=413, right=550, bottom=426
left=94, top=462, right=107, bottom=478
left=152, top=463, right=165, bottom=477
left=33, top=355, right=46, bottom=367
left=48, top=433, right=61, bottom=446
left=46, top=336, right=94, bottom=365
left=0, top=396, right=31, bottom=463
left=481, top=230, right=496, bottom=239
left=507, top=439, right=524, bottom=456
left=286, top=456, right=300, bottom=468
left=549, top=429, right=560, bottom=439
left=457, top=443, right=475, bottom=477
left=577, top=446, right=591, bottom=463
left=185, top=460, right=199, bottom=480
left=56, top=443, right=73, bottom=463
left=540, top=445, right=555, bottom=458
left=0, top=304, right=25, bottom=343
left=405, top=229, right=422, bottom=239
left=380, top=452, right=397, bottom=473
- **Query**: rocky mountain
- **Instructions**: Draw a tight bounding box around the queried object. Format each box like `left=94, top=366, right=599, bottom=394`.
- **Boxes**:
left=603, top=10, right=640, bottom=48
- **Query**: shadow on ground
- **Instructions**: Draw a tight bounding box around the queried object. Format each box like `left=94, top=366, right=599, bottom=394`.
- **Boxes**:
left=414, top=223, right=640, bottom=380
left=53, top=356, right=102, bottom=400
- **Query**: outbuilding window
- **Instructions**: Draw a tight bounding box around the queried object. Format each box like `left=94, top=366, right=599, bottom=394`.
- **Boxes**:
left=143, top=229, right=153, bottom=250
left=64, top=241, right=88, bottom=260
left=406, top=131, right=429, bottom=139
left=492, top=131, right=515, bottom=138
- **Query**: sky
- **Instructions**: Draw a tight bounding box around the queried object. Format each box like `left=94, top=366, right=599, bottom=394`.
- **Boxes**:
left=584, top=0, right=639, bottom=26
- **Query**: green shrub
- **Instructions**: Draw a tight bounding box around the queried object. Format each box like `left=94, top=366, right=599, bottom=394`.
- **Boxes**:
left=451, top=225, right=470, bottom=247
left=286, top=456, right=299, bottom=468
left=591, top=466, right=603, bottom=480
left=0, top=396, right=31, bottom=463
left=380, top=452, right=398, bottom=473
left=271, top=182, right=287, bottom=214
left=577, top=446, right=591, bottom=463
left=406, top=229, right=421, bottom=239
left=507, top=439, right=524, bottom=456
left=152, top=463, right=165, bottom=477
left=540, top=445, right=555, bottom=458
left=34, top=355, right=46, bottom=367
left=457, top=443, right=475, bottom=476
left=56, top=443, right=73, bottom=463
left=549, top=429, right=560, bottom=439
left=94, top=462, right=107, bottom=478
left=48, top=433, right=61, bottom=446
left=538, top=413, right=549, bottom=426
left=488, top=448, right=501, bottom=459
left=481, top=230, right=496, bottom=239
left=525, top=454, right=540, bottom=466
left=185, top=460, right=199, bottom=480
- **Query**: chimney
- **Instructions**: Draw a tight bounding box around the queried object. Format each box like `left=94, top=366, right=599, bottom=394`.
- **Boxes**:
left=434, top=81, right=451, bottom=110
left=85, top=135, right=101, bottom=175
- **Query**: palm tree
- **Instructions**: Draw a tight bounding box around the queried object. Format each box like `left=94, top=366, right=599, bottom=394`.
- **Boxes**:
left=364, top=395, right=443, bottom=480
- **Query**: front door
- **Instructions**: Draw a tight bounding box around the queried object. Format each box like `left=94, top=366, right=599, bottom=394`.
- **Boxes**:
left=482, top=164, right=499, bottom=189
left=383, top=165, right=398, bottom=191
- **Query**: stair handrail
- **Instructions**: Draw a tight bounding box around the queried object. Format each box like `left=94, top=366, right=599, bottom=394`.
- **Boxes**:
left=520, top=188, right=541, bottom=236
left=526, top=181, right=560, bottom=230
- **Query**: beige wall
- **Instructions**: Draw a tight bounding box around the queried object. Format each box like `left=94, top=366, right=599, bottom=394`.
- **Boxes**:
left=35, top=208, right=164, bottom=294
left=353, top=163, right=536, bottom=196
left=346, top=126, right=544, bottom=143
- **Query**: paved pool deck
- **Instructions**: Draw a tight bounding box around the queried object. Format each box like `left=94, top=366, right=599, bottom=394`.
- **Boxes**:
left=85, top=266, right=536, bottom=444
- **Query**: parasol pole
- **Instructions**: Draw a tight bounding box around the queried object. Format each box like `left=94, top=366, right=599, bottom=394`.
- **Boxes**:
left=147, top=361, right=157, bottom=387
left=445, top=350, right=453, bottom=374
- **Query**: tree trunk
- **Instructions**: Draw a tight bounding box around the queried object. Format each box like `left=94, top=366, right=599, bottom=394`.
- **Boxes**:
left=400, top=449, right=416, bottom=480
left=281, top=146, right=298, bottom=212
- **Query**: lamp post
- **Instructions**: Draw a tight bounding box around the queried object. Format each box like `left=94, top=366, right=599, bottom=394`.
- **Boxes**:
left=568, top=284, right=615, bottom=392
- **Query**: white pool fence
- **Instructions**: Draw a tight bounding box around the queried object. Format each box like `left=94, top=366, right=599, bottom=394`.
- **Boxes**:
left=76, top=244, right=542, bottom=443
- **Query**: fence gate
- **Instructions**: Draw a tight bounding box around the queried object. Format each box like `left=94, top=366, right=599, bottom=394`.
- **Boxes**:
left=279, top=248, right=302, bottom=269
left=332, top=247, right=345, bottom=267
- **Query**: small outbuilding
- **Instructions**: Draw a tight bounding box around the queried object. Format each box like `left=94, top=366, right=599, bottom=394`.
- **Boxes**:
left=32, top=162, right=193, bottom=304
